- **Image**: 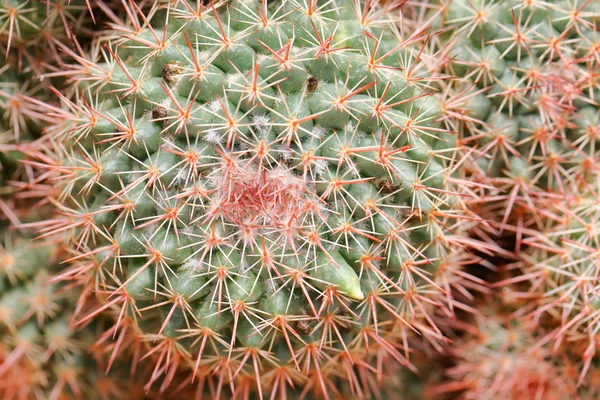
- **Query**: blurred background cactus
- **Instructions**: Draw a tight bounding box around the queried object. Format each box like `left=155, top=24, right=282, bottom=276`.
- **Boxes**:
left=0, top=224, right=151, bottom=399
left=420, top=0, right=600, bottom=398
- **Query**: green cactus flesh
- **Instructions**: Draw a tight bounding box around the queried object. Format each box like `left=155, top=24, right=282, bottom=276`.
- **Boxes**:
left=30, top=0, right=478, bottom=397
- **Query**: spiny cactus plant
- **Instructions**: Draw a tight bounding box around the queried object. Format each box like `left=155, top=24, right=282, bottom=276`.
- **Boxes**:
left=431, top=292, right=584, bottom=400
left=421, top=0, right=600, bottom=392
left=0, top=0, right=99, bottom=59
left=0, top=232, right=82, bottom=399
left=495, top=182, right=600, bottom=390
left=0, top=223, right=134, bottom=400
left=23, top=0, right=500, bottom=397
left=0, top=0, right=122, bottom=143
left=7, top=0, right=600, bottom=399
left=430, top=0, right=600, bottom=231
left=0, top=0, right=124, bottom=228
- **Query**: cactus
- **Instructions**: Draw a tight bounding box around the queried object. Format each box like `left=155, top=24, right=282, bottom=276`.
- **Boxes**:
left=431, top=292, right=583, bottom=400
left=0, top=222, right=138, bottom=399
left=0, top=0, right=101, bottom=59
left=0, top=230, right=81, bottom=399
left=431, top=0, right=600, bottom=231
left=0, top=0, right=123, bottom=228
left=22, top=0, right=496, bottom=397
left=6, top=0, right=600, bottom=398
left=423, top=0, right=600, bottom=394
left=0, top=0, right=99, bottom=185
left=0, top=219, right=161, bottom=399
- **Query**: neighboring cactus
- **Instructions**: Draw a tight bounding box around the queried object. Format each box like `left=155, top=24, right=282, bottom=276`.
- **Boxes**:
left=0, top=232, right=81, bottom=399
left=25, top=0, right=496, bottom=397
left=0, top=0, right=121, bottom=226
left=498, top=184, right=600, bottom=390
left=0, top=0, right=98, bottom=59
left=430, top=0, right=600, bottom=232
left=431, top=293, right=582, bottom=400
left=422, top=0, right=600, bottom=392
left=0, top=224, right=138, bottom=400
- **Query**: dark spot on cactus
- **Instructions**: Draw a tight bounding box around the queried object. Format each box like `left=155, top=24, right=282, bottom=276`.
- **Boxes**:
left=152, top=106, right=169, bottom=129
left=374, top=178, right=401, bottom=194
left=162, top=63, right=183, bottom=86
left=296, top=318, right=312, bottom=335
left=398, top=207, right=427, bottom=222
left=306, top=76, right=318, bottom=92
left=152, top=106, right=167, bottom=121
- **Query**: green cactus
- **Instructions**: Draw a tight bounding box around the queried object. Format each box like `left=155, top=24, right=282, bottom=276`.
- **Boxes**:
left=434, top=0, right=599, bottom=192
left=423, top=0, right=600, bottom=394
left=0, top=0, right=107, bottom=184
left=0, top=0, right=96, bottom=57
left=5, top=0, right=600, bottom=398
left=24, top=0, right=491, bottom=397
left=0, top=225, right=146, bottom=400
left=433, top=295, right=582, bottom=400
